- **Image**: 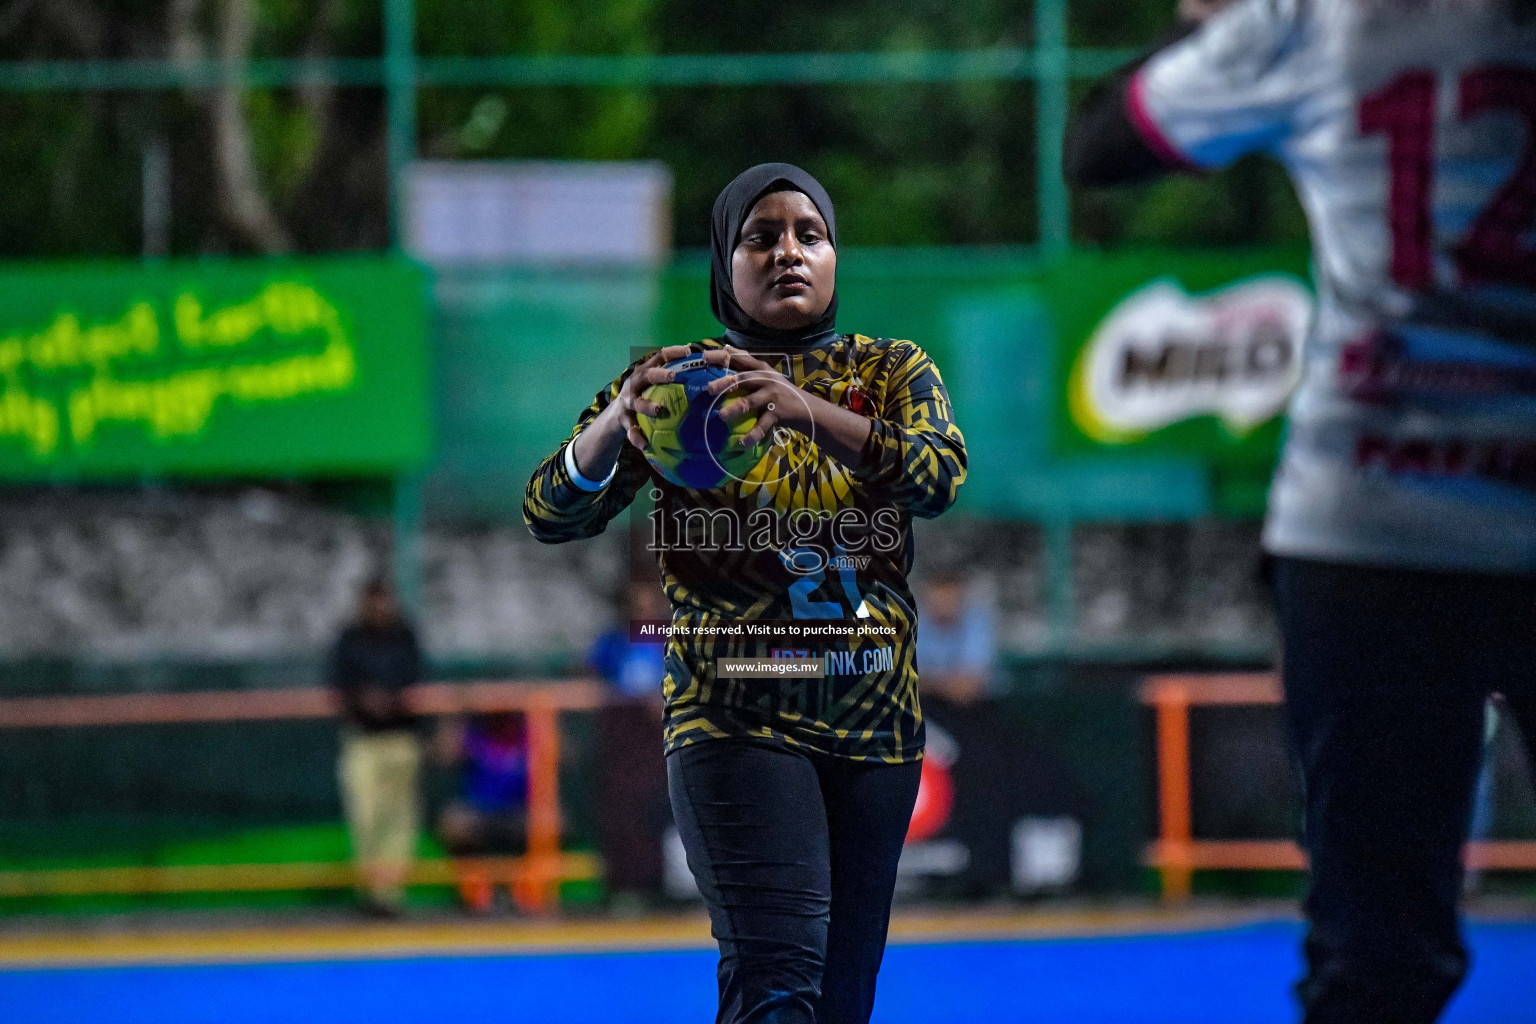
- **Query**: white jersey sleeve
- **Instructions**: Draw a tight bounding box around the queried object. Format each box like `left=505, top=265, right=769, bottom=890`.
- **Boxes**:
left=1130, top=0, right=1320, bottom=170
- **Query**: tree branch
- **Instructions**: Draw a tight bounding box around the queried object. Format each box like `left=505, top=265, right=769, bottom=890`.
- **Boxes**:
left=166, top=0, right=203, bottom=63
left=209, top=0, right=291, bottom=253
left=297, top=0, right=342, bottom=123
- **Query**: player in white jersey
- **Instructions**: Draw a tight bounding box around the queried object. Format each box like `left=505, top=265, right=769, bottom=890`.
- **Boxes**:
left=1067, top=2, right=1536, bottom=1022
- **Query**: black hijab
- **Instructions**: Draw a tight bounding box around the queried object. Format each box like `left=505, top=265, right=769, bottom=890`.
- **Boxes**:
left=709, top=162, right=839, bottom=346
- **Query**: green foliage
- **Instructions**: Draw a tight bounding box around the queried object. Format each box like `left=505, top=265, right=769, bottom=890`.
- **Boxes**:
left=0, top=94, right=141, bottom=258
left=413, top=0, right=664, bottom=161
left=0, top=0, right=1307, bottom=256
left=1073, top=157, right=1309, bottom=249
left=418, top=0, right=657, bottom=56
left=647, top=0, right=1041, bottom=246
left=245, top=91, right=325, bottom=199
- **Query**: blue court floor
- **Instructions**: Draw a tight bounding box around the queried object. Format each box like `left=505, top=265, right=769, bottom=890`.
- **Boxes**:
left=2, top=918, right=1531, bottom=1023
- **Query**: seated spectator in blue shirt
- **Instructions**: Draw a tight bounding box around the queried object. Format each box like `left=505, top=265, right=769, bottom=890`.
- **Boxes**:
left=917, top=570, right=998, bottom=703
left=435, top=712, right=530, bottom=857
left=587, top=581, right=669, bottom=698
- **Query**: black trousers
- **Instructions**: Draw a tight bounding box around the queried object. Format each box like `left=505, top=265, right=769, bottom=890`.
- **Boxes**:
left=1272, top=557, right=1536, bottom=1024
left=668, top=740, right=922, bottom=1024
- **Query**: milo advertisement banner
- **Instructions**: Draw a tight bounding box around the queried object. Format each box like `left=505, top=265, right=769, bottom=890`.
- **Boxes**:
left=1051, top=249, right=1313, bottom=464
left=0, top=257, right=431, bottom=479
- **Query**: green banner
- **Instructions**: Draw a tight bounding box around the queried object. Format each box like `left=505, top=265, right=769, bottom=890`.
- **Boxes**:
left=0, top=257, right=431, bottom=479
left=1047, top=248, right=1312, bottom=464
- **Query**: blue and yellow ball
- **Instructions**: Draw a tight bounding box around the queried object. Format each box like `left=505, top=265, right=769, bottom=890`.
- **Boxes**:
left=636, top=355, right=766, bottom=490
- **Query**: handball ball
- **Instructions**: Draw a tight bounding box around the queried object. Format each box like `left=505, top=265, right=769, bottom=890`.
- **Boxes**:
left=637, top=354, right=767, bottom=490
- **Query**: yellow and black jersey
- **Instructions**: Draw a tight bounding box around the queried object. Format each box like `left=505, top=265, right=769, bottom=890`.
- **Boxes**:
left=524, top=333, right=967, bottom=763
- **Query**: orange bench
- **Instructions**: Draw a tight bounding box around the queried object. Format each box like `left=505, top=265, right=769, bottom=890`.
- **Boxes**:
left=0, top=680, right=608, bottom=913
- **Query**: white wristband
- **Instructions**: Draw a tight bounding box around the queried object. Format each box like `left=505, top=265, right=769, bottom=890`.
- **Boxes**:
left=565, top=442, right=617, bottom=492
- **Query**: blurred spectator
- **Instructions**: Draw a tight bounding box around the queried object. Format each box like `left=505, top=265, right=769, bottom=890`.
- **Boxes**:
left=330, top=577, right=423, bottom=917
left=590, top=579, right=671, bottom=910
left=917, top=570, right=998, bottom=703
left=434, top=713, right=531, bottom=853
left=587, top=580, right=669, bottom=697
left=434, top=712, right=531, bottom=913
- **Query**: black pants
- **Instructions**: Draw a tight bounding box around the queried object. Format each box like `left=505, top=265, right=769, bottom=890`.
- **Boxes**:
left=668, top=740, right=922, bottom=1024
left=1272, top=557, right=1536, bottom=1024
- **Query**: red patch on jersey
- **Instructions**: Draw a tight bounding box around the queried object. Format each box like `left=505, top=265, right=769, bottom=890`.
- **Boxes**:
left=841, top=383, right=871, bottom=415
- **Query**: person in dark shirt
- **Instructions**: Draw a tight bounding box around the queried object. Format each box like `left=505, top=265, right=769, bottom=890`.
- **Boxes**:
left=331, top=577, right=424, bottom=916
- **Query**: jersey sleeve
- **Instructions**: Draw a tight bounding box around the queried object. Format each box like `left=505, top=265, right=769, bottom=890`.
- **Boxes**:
left=853, top=342, right=968, bottom=519
left=522, top=369, right=652, bottom=544
left=1129, top=0, right=1316, bottom=170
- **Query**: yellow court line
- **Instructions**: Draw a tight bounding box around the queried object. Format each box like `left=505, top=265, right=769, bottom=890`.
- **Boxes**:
left=884, top=905, right=1290, bottom=944
left=0, top=854, right=602, bottom=898
left=0, top=905, right=1292, bottom=970
left=0, top=916, right=718, bottom=969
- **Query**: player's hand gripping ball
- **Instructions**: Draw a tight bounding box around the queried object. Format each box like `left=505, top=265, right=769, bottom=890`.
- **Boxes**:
left=636, top=355, right=767, bottom=490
